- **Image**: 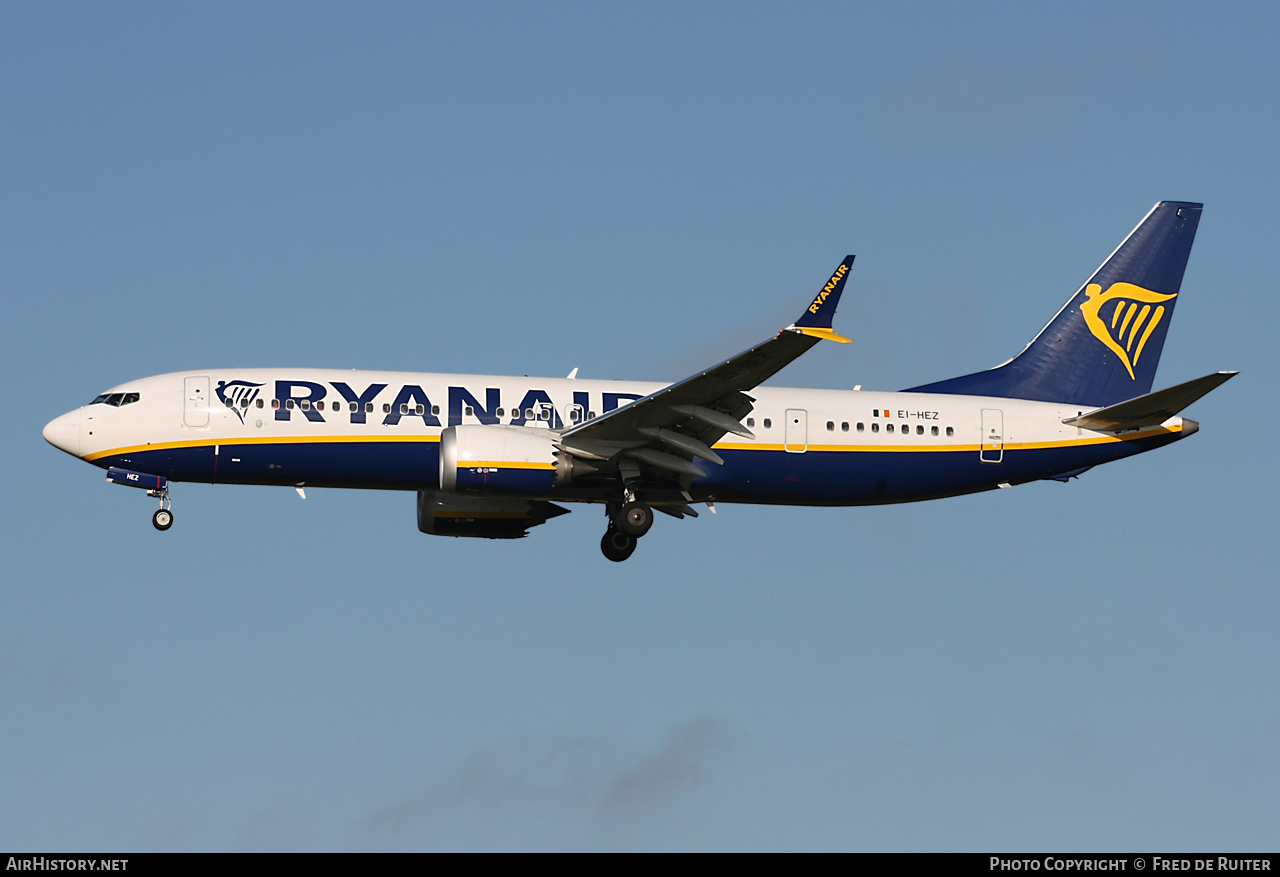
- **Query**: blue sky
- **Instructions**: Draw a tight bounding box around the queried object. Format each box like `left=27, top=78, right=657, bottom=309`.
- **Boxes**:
left=2, top=1, right=1276, bottom=851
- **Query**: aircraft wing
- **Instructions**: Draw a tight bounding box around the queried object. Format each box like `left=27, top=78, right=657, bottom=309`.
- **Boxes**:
left=1061, top=371, right=1238, bottom=433
left=556, top=257, right=854, bottom=478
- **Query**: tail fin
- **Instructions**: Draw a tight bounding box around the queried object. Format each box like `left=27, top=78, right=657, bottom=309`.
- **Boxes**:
left=905, top=201, right=1203, bottom=406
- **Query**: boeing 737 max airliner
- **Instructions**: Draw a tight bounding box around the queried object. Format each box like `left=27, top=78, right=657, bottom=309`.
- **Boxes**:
left=43, top=201, right=1235, bottom=561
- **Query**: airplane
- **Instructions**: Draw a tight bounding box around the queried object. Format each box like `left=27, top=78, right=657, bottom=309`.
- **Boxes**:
left=43, top=201, right=1235, bottom=562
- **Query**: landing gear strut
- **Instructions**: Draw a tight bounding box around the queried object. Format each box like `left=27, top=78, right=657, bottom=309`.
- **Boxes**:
left=149, top=486, right=173, bottom=531
left=600, top=498, right=652, bottom=561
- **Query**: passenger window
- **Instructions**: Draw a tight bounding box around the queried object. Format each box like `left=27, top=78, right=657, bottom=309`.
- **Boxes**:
left=496, top=408, right=504, bottom=417
left=763, top=418, right=772, bottom=429
left=315, top=401, right=324, bottom=411
left=349, top=401, right=357, bottom=412
left=886, top=423, right=894, bottom=433
left=399, top=403, right=408, bottom=415
left=285, top=399, right=295, bottom=410
left=465, top=406, right=474, bottom=416
left=871, top=422, right=879, bottom=433
left=916, top=425, right=924, bottom=435
left=432, top=405, right=441, bottom=416
left=931, top=426, right=939, bottom=436
left=365, top=402, right=373, bottom=413
left=856, top=422, right=864, bottom=432
left=841, top=422, right=849, bottom=432
left=272, top=399, right=280, bottom=409
left=256, top=399, right=264, bottom=409
left=383, top=403, right=391, bottom=413
left=826, top=421, right=834, bottom=431
left=946, top=426, right=954, bottom=436
left=415, top=404, right=425, bottom=415
left=746, top=417, right=755, bottom=427
left=588, top=411, right=596, bottom=419
left=301, top=400, right=310, bottom=411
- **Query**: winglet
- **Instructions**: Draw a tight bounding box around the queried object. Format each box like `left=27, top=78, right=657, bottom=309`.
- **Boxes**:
left=789, top=255, right=854, bottom=342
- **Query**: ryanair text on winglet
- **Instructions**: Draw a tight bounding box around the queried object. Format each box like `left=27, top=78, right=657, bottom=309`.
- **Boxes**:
left=808, top=263, right=849, bottom=314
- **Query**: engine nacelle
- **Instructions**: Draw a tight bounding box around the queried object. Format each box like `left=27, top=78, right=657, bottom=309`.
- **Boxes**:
left=439, top=424, right=561, bottom=493
left=439, top=424, right=600, bottom=493
left=417, top=490, right=568, bottom=539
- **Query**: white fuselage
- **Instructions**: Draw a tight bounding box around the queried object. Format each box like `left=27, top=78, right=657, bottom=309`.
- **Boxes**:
left=44, top=369, right=1189, bottom=506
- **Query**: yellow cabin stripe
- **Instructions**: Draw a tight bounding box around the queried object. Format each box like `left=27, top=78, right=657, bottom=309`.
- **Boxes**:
left=85, top=433, right=441, bottom=462
left=461, top=460, right=556, bottom=470
left=715, top=423, right=1180, bottom=454
left=85, top=422, right=1180, bottom=463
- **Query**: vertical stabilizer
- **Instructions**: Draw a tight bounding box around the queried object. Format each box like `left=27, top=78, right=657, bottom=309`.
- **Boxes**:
left=905, top=201, right=1203, bottom=407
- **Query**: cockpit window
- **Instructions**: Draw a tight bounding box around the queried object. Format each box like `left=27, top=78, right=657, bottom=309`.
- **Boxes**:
left=91, top=392, right=140, bottom=406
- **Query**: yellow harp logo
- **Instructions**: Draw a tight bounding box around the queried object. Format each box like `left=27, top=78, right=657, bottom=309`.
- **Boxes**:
left=1080, top=282, right=1177, bottom=379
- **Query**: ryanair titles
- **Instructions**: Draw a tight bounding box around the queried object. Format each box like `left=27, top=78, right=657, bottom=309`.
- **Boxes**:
left=254, top=379, right=642, bottom=430
left=808, top=263, right=849, bottom=315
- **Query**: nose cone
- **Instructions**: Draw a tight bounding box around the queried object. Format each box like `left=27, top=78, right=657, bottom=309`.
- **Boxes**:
left=43, top=410, right=81, bottom=457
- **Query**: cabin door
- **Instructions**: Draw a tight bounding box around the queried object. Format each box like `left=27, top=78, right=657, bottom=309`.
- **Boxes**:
left=785, top=409, right=808, bottom=453
left=184, top=376, right=210, bottom=428
left=980, top=408, right=1003, bottom=463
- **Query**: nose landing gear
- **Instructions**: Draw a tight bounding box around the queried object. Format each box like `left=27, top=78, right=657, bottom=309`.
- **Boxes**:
left=149, top=485, right=173, bottom=531
left=105, top=467, right=175, bottom=532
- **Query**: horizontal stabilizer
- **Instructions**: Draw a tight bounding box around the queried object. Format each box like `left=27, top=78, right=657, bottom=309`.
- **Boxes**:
left=1063, top=371, right=1237, bottom=432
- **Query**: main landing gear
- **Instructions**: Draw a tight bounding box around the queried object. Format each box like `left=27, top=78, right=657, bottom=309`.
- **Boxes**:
left=600, top=498, right=655, bottom=562
left=601, top=526, right=636, bottom=562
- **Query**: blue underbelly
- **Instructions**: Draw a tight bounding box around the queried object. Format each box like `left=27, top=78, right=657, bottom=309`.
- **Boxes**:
left=94, top=430, right=1182, bottom=504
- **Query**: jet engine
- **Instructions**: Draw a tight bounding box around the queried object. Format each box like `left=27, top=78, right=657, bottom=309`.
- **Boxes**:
left=439, top=424, right=594, bottom=493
